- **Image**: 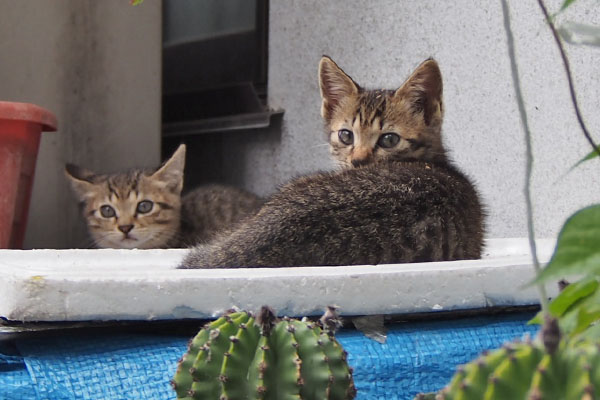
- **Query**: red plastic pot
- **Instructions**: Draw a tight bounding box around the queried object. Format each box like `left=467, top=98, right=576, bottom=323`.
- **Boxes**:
left=0, top=101, right=57, bottom=249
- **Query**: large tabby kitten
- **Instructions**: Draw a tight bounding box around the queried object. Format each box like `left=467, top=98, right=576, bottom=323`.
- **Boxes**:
left=180, top=57, right=484, bottom=268
left=65, top=144, right=262, bottom=249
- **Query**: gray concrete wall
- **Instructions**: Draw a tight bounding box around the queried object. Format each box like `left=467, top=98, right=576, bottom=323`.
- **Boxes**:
left=0, top=1, right=161, bottom=248
left=234, top=0, right=600, bottom=239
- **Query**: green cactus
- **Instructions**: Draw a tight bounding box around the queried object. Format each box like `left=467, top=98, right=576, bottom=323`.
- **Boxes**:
left=172, top=306, right=356, bottom=400
left=415, top=333, right=600, bottom=400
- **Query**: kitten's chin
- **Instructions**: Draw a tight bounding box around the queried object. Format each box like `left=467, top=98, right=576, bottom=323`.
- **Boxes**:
left=94, top=235, right=150, bottom=249
left=118, top=238, right=144, bottom=249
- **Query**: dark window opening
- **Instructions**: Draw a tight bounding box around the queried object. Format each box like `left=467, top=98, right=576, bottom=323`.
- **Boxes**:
left=162, top=0, right=271, bottom=135
left=161, top=0, right=280, bottom=189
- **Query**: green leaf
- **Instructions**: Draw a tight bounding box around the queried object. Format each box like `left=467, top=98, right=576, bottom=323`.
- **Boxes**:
left=555, top=285, right=600, bottom=336
left=577, top=322, right=600, bottom=339
left=572, top=304, right=600, bottom=335
left=560, top=0, right=577, bottom=12
left=534, top=204, right=600, bottom=284
left=560, top=307, right=581, bottom=334
left=550, top=278, right=598, bottom=316
left=130, top=0, right=144, bottom=5
left=558, top=21, right=600, bottom=47
left=529, top=311, right=543, bottom=325
left=568, top=148, right=600, bottom=173
left=528, top=277, right=598, bottom=325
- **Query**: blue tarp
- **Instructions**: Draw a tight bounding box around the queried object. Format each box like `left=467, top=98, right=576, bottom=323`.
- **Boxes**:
left=0, top=312, right=538, bottom=400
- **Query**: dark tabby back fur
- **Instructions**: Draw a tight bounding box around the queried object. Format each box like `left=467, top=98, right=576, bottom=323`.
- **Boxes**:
left=180, top=185, right=264, bottom=246
left=180, top=57, right=484, bottom=268
left=65, top=144, right=262, bottom=249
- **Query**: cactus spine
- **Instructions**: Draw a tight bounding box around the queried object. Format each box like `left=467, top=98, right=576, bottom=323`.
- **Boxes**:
left=172, top=306, right=356, bottom=400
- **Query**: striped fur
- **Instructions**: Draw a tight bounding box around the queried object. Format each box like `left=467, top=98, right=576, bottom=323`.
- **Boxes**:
left=65, top=145, right=262, bottom=248
left=319, top=57, right=446, bottom=168
left=180, top=58, right=484, bottom=268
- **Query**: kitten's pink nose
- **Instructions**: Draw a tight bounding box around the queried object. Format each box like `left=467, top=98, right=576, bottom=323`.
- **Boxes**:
left=118, top=224, right=134, bottom=234
left=351, top=147, right=372, bottom=167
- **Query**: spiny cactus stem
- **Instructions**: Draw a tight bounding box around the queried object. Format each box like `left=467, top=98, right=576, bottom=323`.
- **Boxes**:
left=537, top=365, right=546, bottom=374
left=529, top=390, right=541, bottom=400
left=258, top=361, right=267, bottom=373
left=585, top=384, right=595, bottom=393
left=173, top=309, right=355, bottom=400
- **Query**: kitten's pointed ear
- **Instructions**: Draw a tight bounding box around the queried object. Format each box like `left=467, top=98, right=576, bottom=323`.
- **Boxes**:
left=319, top=56, right=359, bottom=121
left=64, top=163, right=96, bottom=200
left=395, top=59, right=443, bottom=126
left=152, top=144, right=185, bottom=193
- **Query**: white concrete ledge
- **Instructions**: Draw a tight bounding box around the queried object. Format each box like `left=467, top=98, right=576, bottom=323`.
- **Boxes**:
left=0, top=239, right=558, bottom=322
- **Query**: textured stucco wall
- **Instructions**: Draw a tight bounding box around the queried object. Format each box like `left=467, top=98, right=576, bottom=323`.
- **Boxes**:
left=0, top=1, right=161, bottom=248
left=238, top=0, right=600, bottom=239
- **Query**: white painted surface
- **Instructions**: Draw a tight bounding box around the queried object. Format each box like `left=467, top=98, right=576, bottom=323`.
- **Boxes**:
left=0, top=239, right=558, bottom=322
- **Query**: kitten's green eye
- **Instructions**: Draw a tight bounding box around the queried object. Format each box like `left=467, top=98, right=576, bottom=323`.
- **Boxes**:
left=377, top=133, right=400, bottom=148
left=136, top=200, right=154, bottom=214
left=338, top=129, right=354, bottom=145
left=100, top=205, right=116, bottom=218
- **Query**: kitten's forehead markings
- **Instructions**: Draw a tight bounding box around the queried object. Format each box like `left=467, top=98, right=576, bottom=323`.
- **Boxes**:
left=371, top=117, right=382, bottom=132
left=352, top=113, right=361, bottom=134
left=107, top=182, right=119, bottom=201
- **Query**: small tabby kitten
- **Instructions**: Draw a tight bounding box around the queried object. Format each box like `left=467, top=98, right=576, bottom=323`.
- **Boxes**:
left=65, top=144, right=262, bottom=249
left=180, top=57, right=484, bottom=268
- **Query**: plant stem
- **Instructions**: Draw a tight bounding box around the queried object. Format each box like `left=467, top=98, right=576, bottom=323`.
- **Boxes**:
left=500, top=0, right=549, bottom=313
left=537, top=0, right=600, bottom=157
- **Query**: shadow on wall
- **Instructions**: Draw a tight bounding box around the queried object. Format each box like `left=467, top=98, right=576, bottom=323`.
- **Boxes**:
left=162, top=115, right=283, bottom=197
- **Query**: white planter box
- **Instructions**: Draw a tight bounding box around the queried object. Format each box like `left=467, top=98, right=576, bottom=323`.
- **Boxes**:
left=0, top=238, right=558, bottom=322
